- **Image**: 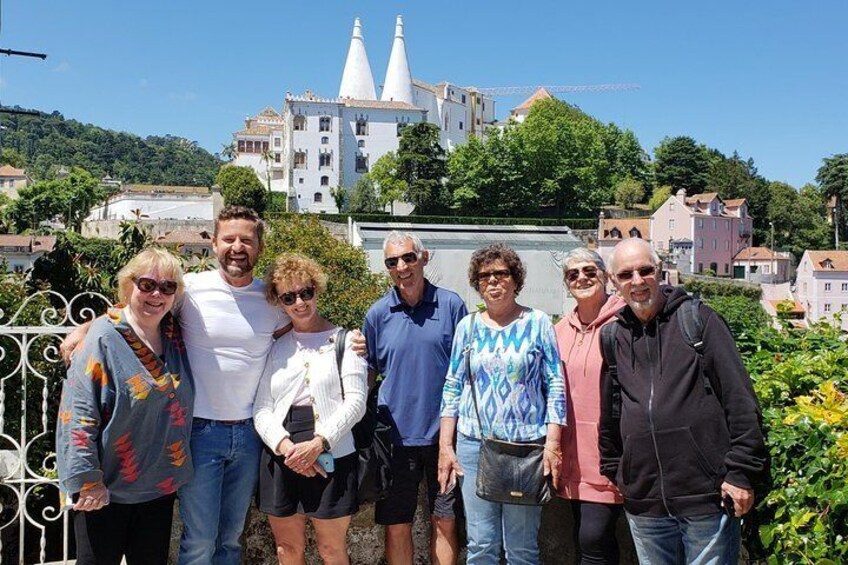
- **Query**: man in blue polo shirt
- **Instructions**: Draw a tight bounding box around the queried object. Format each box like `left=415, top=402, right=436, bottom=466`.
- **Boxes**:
left=363, top=231, right=468, bottom=565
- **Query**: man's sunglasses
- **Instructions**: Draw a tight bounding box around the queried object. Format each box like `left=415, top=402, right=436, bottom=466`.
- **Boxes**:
left=133, top=277, right=179, bottom=296
left=615, top=265, right=657, bottom=282
left=565, top=266, right=599, bottom=283
left=280, top=287, right=316, bottom=306
left=477, top=269, right=512, bottom=284
left=384, top=252, right=420, bottom=270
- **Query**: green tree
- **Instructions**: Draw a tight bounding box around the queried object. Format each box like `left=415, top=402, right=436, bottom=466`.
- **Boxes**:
left=256, top=215, right=388, bottom=329
left=816, top=153, right=848, bottom=248
left=216, top=165, right=268, bottom=215
left=347, top=178, right=380, bottom=213
left=8, top=167, right=106, bottom=232
left=1, top=147, right=27, bottom=168
left=329, top=185, right=347, bottom=212
left=654, top=136, right=711, bottom=194
left=396, top=123, right=448, bottom=214
left=648, top=185, right=673, bottom=212
left=0, top=193, right=12, bottom=233
left=367, top=152, right=406, bottom=213
left=614, top=177, right=645, bottom=209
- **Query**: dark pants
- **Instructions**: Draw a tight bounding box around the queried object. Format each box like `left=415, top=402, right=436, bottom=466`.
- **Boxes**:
left=73, top=494, right=175, bottom=565
left=570, top=500, right=622, bottom=565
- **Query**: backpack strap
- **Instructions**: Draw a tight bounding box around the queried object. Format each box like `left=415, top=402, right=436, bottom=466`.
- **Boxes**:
left=600, top=322, right=622, bottom=420
left=677, top=298, right=717, bottom=397
left=335, top=328, right=348, bottom=399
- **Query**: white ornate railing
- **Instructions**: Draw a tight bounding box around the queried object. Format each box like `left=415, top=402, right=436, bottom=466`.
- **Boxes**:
left=0, top=291, right=113, bottom=564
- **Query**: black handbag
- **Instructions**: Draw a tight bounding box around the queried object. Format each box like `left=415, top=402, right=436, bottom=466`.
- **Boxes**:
left=464, top=313, right=552, bottom=506
left=335, top=329, right=392, bottom=504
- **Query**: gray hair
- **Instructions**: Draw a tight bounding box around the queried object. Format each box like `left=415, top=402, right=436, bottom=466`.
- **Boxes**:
left=562, top=247, right=606, bottom=273
left=608, top=237, right=661, bottom=274
left=382, top=231, right=426, bottom=255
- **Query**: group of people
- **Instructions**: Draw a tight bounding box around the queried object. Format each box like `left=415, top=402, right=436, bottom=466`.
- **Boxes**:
left=56, top=204, right=767, bottom=565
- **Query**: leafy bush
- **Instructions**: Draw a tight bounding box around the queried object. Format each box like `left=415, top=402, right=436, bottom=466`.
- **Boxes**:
left=681, top=275, right=762, bottom=300
left=265, top=212, right=598, bottom=230
left=257, top=214, right=388, bottom=329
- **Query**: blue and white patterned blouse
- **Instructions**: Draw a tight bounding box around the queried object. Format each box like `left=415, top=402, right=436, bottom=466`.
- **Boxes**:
left=441, top=308, right=567, bottom=442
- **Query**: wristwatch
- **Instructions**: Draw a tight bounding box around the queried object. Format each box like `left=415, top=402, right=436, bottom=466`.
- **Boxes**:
left=316, top=434, right=331, bottom=452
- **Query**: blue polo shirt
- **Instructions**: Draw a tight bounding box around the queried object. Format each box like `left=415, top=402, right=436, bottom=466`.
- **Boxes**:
left=363, top=280, right=468, bottom=446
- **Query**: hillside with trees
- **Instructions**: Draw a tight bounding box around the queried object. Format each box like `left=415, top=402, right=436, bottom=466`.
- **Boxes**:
left=0, top=107, right=221, bottom=185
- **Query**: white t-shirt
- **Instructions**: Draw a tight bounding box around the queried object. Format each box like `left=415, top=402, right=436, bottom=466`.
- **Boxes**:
left=175, top=270, right=289, bottom=420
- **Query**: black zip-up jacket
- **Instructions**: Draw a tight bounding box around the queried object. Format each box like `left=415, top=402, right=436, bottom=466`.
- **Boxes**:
left=598, top=286, right=767, bottom=517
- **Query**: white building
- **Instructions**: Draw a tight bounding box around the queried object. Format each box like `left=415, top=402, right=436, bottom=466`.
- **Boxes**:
left=0, top=165, right=29, bottom=199
left=233, top=16, right=497, bottom=214
left=87, top=184, right=217, bottom=221
left=0, top=235, right=55, bottom=273
left=795, top=250, right=848, bottom=331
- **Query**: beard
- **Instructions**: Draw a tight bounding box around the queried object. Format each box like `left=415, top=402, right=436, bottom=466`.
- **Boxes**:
left=220, top=254, right=255, bottom=278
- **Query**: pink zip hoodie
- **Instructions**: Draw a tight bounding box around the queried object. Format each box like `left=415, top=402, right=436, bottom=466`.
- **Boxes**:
left=554, top=294, right=625, bottom=504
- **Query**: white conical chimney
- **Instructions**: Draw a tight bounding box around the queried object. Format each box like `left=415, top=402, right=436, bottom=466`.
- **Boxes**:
left=339, top=17, right=377, bottom=100
left=381, top=15, right=414, bottom=104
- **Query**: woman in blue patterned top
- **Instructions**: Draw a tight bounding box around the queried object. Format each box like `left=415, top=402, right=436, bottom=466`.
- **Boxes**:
left=438, top=243, right=567, bottom=564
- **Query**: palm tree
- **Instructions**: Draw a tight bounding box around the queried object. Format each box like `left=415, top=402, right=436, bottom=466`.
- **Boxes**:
left=220, top=142, right=238, bottom=162
left=260, top=148, right=274, bottom=195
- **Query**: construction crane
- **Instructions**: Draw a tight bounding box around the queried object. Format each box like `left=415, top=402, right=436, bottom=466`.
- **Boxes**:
left=472, top=84, right=639, bottom=97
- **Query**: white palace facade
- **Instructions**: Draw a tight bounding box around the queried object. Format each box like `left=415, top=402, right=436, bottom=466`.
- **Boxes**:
left=232, top=16, right=497, bottom=213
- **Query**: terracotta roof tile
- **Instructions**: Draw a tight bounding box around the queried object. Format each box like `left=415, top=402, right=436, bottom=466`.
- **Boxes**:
left=156, top=230, right=213, bottom=245
left=805, top=250, right=848, bottom=272
left=724, top=198, right=747, bottom=207
left=237, top=124, right=273, bottom=136
left=685, top=192, right=719, bottom=204
left=0, top=234, right=55, bottom=252
left=513, top=88, right=553, bottom=111
left=598, top=218, right=651, bottom=241
left=733, top=247, right=788, bottom=261
left=0, top=164, right=26, bottom=177
left=258, top=106, right=281, bottom=118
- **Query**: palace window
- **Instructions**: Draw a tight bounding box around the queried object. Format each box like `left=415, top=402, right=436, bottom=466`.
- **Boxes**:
left=293, top=115, right=306, bottom=131
left=274, top=137, right=281, bottom=147
left=459, top=121, right=464, bottom=130
left=321, top=136, right=329, bottom=144
left=629, top=228, right=641, bottom=238
left=842, top=283, right=848, bottom=292
left=314, top=192, right=323, bottom=203
left=294, top=151, right=307, bottom=169
left=356, top=155, right=368, bottom=173
left=319, top=116, right=331, bottom=132
left=358, top=140, right=365, bottom=148
left=321, top=176, right=329, bottom=186
left=825, top=283, right=832, bottom=292
left=356, top=118, right=368, bottom=136
left=461, top=94, right=466, bottom=104
left=825, top=303, right=832, bottom=313
left=237, top=140, right=245, bottom=152
left=319, top=152, right=332, bottom=169
left=274, top=153, right=281, bottom=163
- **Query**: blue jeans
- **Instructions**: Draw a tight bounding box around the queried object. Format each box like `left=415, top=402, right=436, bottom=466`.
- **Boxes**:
left=456, top=433, right=543, bottom=565
left=178, top=418, right=263, bottom=565
left=626, top=511, right=741, bottom=565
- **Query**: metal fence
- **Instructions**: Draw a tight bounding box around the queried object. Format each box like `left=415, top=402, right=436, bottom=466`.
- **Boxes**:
left=0, top=291, right=113, bottom=564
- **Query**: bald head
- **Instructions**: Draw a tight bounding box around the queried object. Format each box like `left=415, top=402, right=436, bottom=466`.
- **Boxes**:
left=609, top=238, right=663, bottom=323
left=608, top=238, right=660, bottom=276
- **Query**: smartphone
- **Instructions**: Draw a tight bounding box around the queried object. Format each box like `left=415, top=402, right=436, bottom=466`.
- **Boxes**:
left=722, top=494, right=736, bottom=518
left=317, top=453, right=335, bottom=474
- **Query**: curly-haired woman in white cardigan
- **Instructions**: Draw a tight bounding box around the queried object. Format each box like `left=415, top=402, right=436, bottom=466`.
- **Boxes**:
left=253, top=253, right=367, bottom=565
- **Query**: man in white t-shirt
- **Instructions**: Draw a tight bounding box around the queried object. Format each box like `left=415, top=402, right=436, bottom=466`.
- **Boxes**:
left=174, top=206, right=287, bottom=565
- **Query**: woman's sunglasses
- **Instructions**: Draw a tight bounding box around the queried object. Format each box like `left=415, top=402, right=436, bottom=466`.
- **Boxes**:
left=280, top=287, right=316, bottom=306
left=615, top=265, right=657, bottom=282
left=565, top=266, right=599, bottom=283
left=384, top=252, right=419, bottom=269
left=133, top=277, right=179, bottom=296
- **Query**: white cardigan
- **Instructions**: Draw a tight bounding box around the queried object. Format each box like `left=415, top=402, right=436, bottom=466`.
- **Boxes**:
left=253, top=329, right=367, bottom=458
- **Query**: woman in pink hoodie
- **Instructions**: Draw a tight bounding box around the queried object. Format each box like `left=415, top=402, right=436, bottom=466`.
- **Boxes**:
left=554, top=248, right=625, bottom=564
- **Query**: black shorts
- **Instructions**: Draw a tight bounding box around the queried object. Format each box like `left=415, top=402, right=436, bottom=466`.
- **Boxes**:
left=374, top=444, right=460, bottom=525
left=257, top=405, right=359, bottom=519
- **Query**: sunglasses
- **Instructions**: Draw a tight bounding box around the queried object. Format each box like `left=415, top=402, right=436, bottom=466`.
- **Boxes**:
left=477, top=269, right=512, bottom=284
left=615, top=265, right=657, bottom=282
left=133, top=277, right=179, bottom=296
left=565, top=266, right=599, bottom=283
left=384, top=252, right=420, bottom=270
left=280, top=287, right=316, bottom=306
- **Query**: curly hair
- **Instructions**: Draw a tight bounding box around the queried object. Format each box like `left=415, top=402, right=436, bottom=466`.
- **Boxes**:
left=264, top=253, right=328, bottom=304
left=467, top=243, right=526, bottom=295
left=116, top=247, right=185, bottom=304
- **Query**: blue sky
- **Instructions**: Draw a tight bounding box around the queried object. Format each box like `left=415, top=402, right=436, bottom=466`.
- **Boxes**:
left=1, top=0, right=845, bottom=189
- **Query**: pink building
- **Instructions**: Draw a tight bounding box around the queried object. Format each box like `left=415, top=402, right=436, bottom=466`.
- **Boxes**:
left=650, top=189, right=752, bottom=276
left=795, top=250, right=848, bottom=331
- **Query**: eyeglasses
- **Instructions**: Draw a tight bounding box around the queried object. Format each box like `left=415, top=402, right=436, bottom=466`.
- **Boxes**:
left=477, top=269, right=512, bottom=284
left=565, top=266, right=599, bottom=283
left=280, top=287, right=316, bottom=306
left=133, top=277, right=179, bottom=296
left=384, top=252, right=420, bottom=270
left=615, top=265, right=657, bottom=282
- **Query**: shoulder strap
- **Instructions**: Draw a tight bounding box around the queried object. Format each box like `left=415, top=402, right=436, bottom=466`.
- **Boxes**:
left=600, top=322, right=621, bottom=420
left=335, top=328, right=348, bottom=400
left=677, top=298, right=716, bottom=397
left=464, top=313, right=485, bottom=435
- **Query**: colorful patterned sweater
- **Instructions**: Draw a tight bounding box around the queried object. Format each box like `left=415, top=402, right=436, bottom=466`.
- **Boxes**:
left=441, top=308, right=567, bottom=442
left=56, top=308, right=194, bottom=504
